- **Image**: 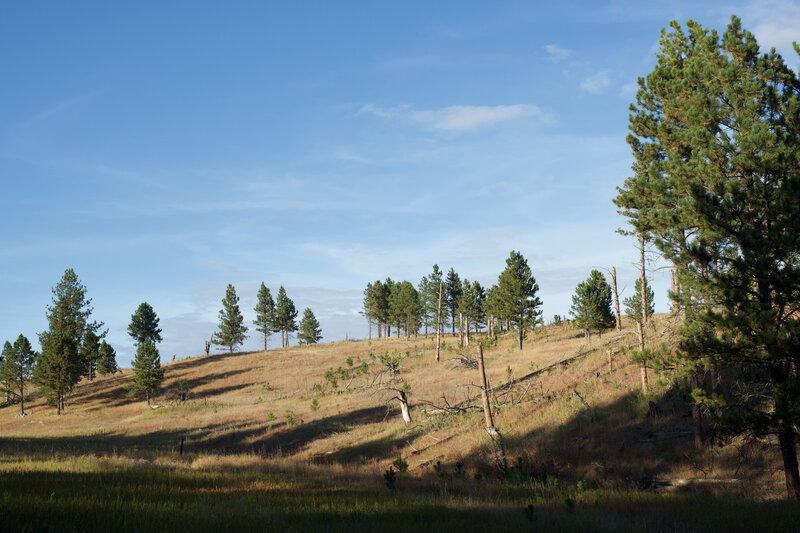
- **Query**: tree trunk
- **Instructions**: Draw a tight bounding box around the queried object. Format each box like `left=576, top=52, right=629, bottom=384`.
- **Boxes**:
left=19, top=382, right=24, bottom=416
left=671, top=264, right=680, bottom=314
left=465, top=317, right=470, bottom=346
left=518, top=325, right=523, bottom=350
left=607, top=349, right=613, bottom=373
left=611, top=266, right=622, bottom=331
left=478, top=343, right=506, bottom=469
left=640, top=235, right=648, bottom=327
left=398, top=390, right=412, bottom=425
left=773, top=366, right=800, bottom=499
left=459, top=313, right=464, bottom=347
left=691, top=372, right=704, bottom=448
left=146, top=390, right=151, bottom=406
left=435, top=282, right=442, bottom=363
left=637, top=321, right=648, bottom=395
left=264, top=332, right=268, bottom=351
left=779, top=428, right=800, bottom=499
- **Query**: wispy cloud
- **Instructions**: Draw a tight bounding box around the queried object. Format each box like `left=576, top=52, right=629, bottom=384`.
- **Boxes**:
left=358, top=103, right=554, bottom=132
left=736, top=0, right=800, bottom=69
left=580, top=70, right=611, bottom=94
left=544, top=43, right=573, bottom=61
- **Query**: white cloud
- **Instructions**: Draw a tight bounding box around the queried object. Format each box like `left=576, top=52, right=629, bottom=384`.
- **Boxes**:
left=544, top=43, right=573, bottom=61
left=737, top=0, right=800, bottom=68
left=358, top=103, right=553, bottom=132
left=581, top=70, right=612, bottom=94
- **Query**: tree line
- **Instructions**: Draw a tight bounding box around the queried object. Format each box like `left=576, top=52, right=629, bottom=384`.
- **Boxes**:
left=362, top=251, right=547, bottom=350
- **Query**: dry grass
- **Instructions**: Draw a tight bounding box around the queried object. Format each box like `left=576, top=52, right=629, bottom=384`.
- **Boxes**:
left=0, top=316, right=794, bottom=530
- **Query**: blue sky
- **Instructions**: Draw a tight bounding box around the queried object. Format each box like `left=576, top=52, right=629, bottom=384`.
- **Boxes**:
left=2, top=1, right=799, bottom=366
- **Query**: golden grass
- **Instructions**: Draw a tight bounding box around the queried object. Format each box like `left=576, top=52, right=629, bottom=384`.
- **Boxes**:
left=0, top=316, right=786, bottom=497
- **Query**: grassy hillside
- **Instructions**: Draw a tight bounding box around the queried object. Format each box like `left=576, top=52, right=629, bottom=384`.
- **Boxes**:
left=1, top=317, right=797, bottom=531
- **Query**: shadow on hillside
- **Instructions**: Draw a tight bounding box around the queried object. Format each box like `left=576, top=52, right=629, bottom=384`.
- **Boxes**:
left=457, top=384, right=739, bottom=486
left=165, top=349, right=265, bottom=373
left=0, top=403, right=407, bottom=462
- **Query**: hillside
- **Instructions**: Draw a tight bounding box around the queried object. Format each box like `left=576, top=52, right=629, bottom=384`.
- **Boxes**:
left=1, top=317, right=796, bottom=531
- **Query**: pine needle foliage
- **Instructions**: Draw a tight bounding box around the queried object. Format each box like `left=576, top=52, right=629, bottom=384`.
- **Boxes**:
left=494, top=251, right=543, bottom=349
left=570, top=270, right=616, bottom=336
left=620, top=16, right=800, bottom=498
left=213, top=284, right=248, bottom=353
left=253, top=283, right=277, bottom=351
left=127, top=339, right=164, bottom=405
left=297, top=308, right=322, bottom=345
left=623, top=279, right=655, bottom=324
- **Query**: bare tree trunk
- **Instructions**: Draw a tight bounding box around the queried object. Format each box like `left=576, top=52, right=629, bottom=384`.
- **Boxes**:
left=607, top=349, right=613, bottom=373
left=611, top=266, right=622, bottom=331
left=459, top=313, right=464, bottom=347
left=368, top=319, right=372, bottom=341
left=518, top=325, right=523, bottom=350
left=671, top=265, right=680, bottom=314
left=435, top=282, right=442, bottom=363
left=19, top=382, right=24, bottom=416
left=637, top=321, right=648, bottom=395
left=478, top=343, right=506, bottom=469
left=465, top=316, right=470, bottom=346
left=640, top=235, right=648, bottom=327
left=398, top=390, right=412, bottom=425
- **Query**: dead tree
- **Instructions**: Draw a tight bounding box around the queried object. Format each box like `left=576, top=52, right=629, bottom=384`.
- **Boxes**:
left=478, top=343, right=506, bottom=470
left=611, top=266, right=622, bottom=331
left=436, top=282, right=443, bottom=363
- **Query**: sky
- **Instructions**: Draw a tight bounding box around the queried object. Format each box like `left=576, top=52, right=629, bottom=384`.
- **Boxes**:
left=2, top=1, right=800, bottom=366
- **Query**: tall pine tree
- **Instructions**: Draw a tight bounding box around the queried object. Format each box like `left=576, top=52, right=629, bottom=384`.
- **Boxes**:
left=495, top=251, right=542, bottom=349
left=34, top=269, right=102, bottom=414
left=297, top=308, right=322, bottom=345
left=0, top=335, right=35, bottom=415
left=570, top=270, right=616, bottom=339
left=275, top=286, right=298, bottom=348
left=253, top=283, right=276, bottom=351
left=620, top=16, right=800, bottom=498
left=213, top=284, right=248, bottom=353
left=127, top=339, right=164, bottom=405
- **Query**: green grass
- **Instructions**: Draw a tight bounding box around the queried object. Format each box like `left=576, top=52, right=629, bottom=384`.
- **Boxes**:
left=1, top=456, right=799, bottom=532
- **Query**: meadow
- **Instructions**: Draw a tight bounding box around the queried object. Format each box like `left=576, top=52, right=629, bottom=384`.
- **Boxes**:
left=1, top=318, right=796, bottom=532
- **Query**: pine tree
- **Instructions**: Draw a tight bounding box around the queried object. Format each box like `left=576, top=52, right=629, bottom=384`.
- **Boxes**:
left=1, top=341, right=14, bottom=404
left=297, top=308, right=322, bottom=345
left=570, top=270, right=616, bottom=339
left=128, top=302, right=163, bottom=346
left=623, top=278, right=655, bottom=324
left=620, top=16, right=800, bottom=498
left=389, top=281, right=422, bottom=338
left=127, top=339, right=164, bottom=405
left=494, top=251, right=543, bottom=349
left=33, top=268, right=101, bottom=414
left=445, top=268, right=462, bottom=335
left=253, top=283, right=276, bottom=351
left=0, top=335, right=36, bottom=416
left=213, top=284, right=248, bottom=353
left=275, top=286, right=298, bottom=348
left=80, top=329, right=101, bottom=381
left=96, top=341, right=118, bottom=376
left=418, top=265, right=444, bottom=335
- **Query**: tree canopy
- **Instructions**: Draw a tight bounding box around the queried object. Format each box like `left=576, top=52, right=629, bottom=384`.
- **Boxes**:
left=253, top=283, right=277, bottom=351
left=494, top=251, right=542, bottom=349
left=33, top=269, right=102, bottom=414
left=570, top=270, right=616, bottom=336
left=127, top=339, right=164, bottom=405
left=619, top=16, right=800, bottom=498
left=213, top=284, right=248, bottom=353
left=297, top=308, right=322, bottom=345
left=128, top=302, right=162, bottom=346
